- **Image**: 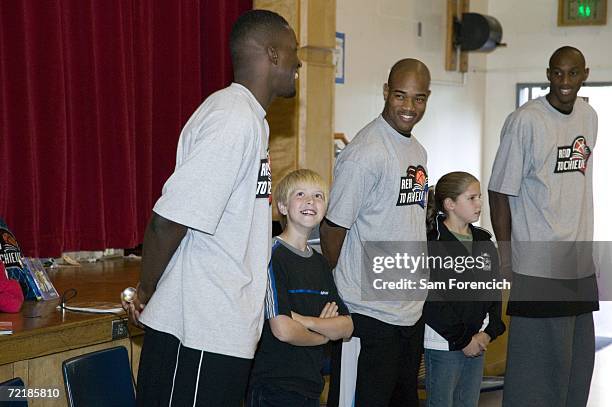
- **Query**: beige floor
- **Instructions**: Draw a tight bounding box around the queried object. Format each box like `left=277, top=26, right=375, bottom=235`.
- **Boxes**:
left=477, top=343, right=612, bottom=407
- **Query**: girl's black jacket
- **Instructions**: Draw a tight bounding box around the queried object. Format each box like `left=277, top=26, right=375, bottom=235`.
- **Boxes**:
left=423, top=214, right=506, bottom=351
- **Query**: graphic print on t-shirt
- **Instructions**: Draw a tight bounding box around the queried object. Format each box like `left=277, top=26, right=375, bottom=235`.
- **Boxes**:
left=0, top=228, right=23, bottom=268
left=397, top=165, right=428, bottom=208
left=554, top=136, right=592, bottom=175
left=256, top=156, right=272, bottom=203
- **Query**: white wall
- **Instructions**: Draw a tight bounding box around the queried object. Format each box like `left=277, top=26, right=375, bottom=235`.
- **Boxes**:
left=481, top=0, right=612, bottom=231
left=335, top=0, right=489, bottom=185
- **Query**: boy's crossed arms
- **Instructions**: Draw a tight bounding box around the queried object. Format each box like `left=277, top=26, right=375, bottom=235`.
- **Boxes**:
left=270, top=301, right=353, bottom=346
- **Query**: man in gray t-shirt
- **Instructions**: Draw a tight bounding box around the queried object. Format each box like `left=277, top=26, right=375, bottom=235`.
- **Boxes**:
left=489, top=46, right=598, bottom=407
left=122, top=10, right=302, bottom=407
left=321, top=58, right=430, bottom=407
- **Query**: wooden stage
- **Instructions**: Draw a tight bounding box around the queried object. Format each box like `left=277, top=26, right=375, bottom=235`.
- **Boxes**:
left=0, top=258, right=143, bottom=406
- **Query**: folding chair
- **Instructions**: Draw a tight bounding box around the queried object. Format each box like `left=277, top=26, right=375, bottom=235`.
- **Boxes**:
left=62, top=346, right=135, bottom=407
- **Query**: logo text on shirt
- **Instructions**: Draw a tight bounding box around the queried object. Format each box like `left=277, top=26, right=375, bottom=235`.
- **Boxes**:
left=397, top=165, right=428, bottom=208
left=554, top=136, right=592, bottom=175
left=256, top=158, right=272, bottom=202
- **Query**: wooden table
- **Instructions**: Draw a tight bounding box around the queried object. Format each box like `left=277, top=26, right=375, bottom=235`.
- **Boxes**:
left=0, top=258, right=143, bottom=406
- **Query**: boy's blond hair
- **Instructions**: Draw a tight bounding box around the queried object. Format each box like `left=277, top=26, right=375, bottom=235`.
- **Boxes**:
left=274, top=169, right=328, bottom=227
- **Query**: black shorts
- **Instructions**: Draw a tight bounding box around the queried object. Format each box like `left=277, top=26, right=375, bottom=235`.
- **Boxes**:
left=327, top=314, right=424, bottom=407
left=246, top=383, right=320, bottom=407
left=136, top=327, right=252, bottom=407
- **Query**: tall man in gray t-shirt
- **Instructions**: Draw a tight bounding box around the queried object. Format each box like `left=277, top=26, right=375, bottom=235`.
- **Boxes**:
left=321, top=58, right=431, bottom=407
left=122, top=10, right=302, bottom=407
left=489, top=46, right=598, bottom=407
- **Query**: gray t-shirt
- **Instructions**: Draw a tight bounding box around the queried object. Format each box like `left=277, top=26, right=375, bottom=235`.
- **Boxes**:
left=140, top=83, right=272, bottom=359
left=326, top=115, right=428, bottom=326
left=489, top=96, right=597, bottom=279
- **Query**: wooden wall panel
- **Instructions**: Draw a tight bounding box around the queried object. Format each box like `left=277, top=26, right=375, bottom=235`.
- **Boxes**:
left=13, top=361, right=28, bottom=385
left=255, top=0, right=298, bottom=27
left=267, top=95, right=299, bottom=198
left=302, top=0, right=336, bottom=48
left=299, top=0, right=335, bottom=184
left=254, top=0, right=336, bottom=219
left=445, top=0, right=470, bottom=72
left=0, top=363, right=14, bottom=382
left=0, top=337, right=141, bottom=407
left=301, top=57, right=335, bottom=182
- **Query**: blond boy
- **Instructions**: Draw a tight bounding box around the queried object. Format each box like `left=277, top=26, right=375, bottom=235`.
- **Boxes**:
left=248, top=169, right=353, bottom=407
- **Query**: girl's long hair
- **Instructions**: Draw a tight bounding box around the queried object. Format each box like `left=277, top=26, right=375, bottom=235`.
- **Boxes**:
left=426, top=171, right=479, bottom=233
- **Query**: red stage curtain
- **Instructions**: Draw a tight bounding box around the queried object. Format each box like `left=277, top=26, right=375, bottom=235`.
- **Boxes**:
left=0, top=0, right=252, bottom=257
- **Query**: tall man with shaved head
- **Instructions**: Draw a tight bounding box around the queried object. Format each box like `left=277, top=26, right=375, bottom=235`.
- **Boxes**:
left=122, top=9, right=301, bottom=407
left=321, top=58, right=431, bottom=406
left=489, top=46, right=599, bottom=406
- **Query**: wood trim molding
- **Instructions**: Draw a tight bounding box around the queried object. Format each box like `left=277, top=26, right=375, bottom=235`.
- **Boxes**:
left=445, top=0, right=470, bottom=72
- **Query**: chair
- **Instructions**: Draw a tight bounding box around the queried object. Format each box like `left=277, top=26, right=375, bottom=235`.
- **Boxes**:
left=62, top=346, right=135, bottom=407
left=0, top=377, right=28, bottom=406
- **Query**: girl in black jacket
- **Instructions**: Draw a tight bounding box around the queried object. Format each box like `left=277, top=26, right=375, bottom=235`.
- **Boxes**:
left=423, top=171, right=505, bottom=407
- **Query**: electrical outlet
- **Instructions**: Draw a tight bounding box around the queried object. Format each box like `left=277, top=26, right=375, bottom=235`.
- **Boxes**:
left=112, top=318, right=129, bottom=340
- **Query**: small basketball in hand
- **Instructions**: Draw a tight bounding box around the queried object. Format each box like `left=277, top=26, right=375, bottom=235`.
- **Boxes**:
left=122, top=287, right=137, bottom=303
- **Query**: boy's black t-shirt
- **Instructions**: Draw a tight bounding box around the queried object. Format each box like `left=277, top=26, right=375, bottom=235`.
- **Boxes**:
left=249, top=238, right=350, bottom=399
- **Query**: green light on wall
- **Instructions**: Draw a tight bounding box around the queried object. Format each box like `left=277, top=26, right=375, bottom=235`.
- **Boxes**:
left=577, top=2, right=593, bottom=18
left=559, top=0, right=605, bottom=26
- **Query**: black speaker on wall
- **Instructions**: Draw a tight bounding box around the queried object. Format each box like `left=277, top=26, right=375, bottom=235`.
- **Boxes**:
left=455, top=13, right=504, bottom=52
